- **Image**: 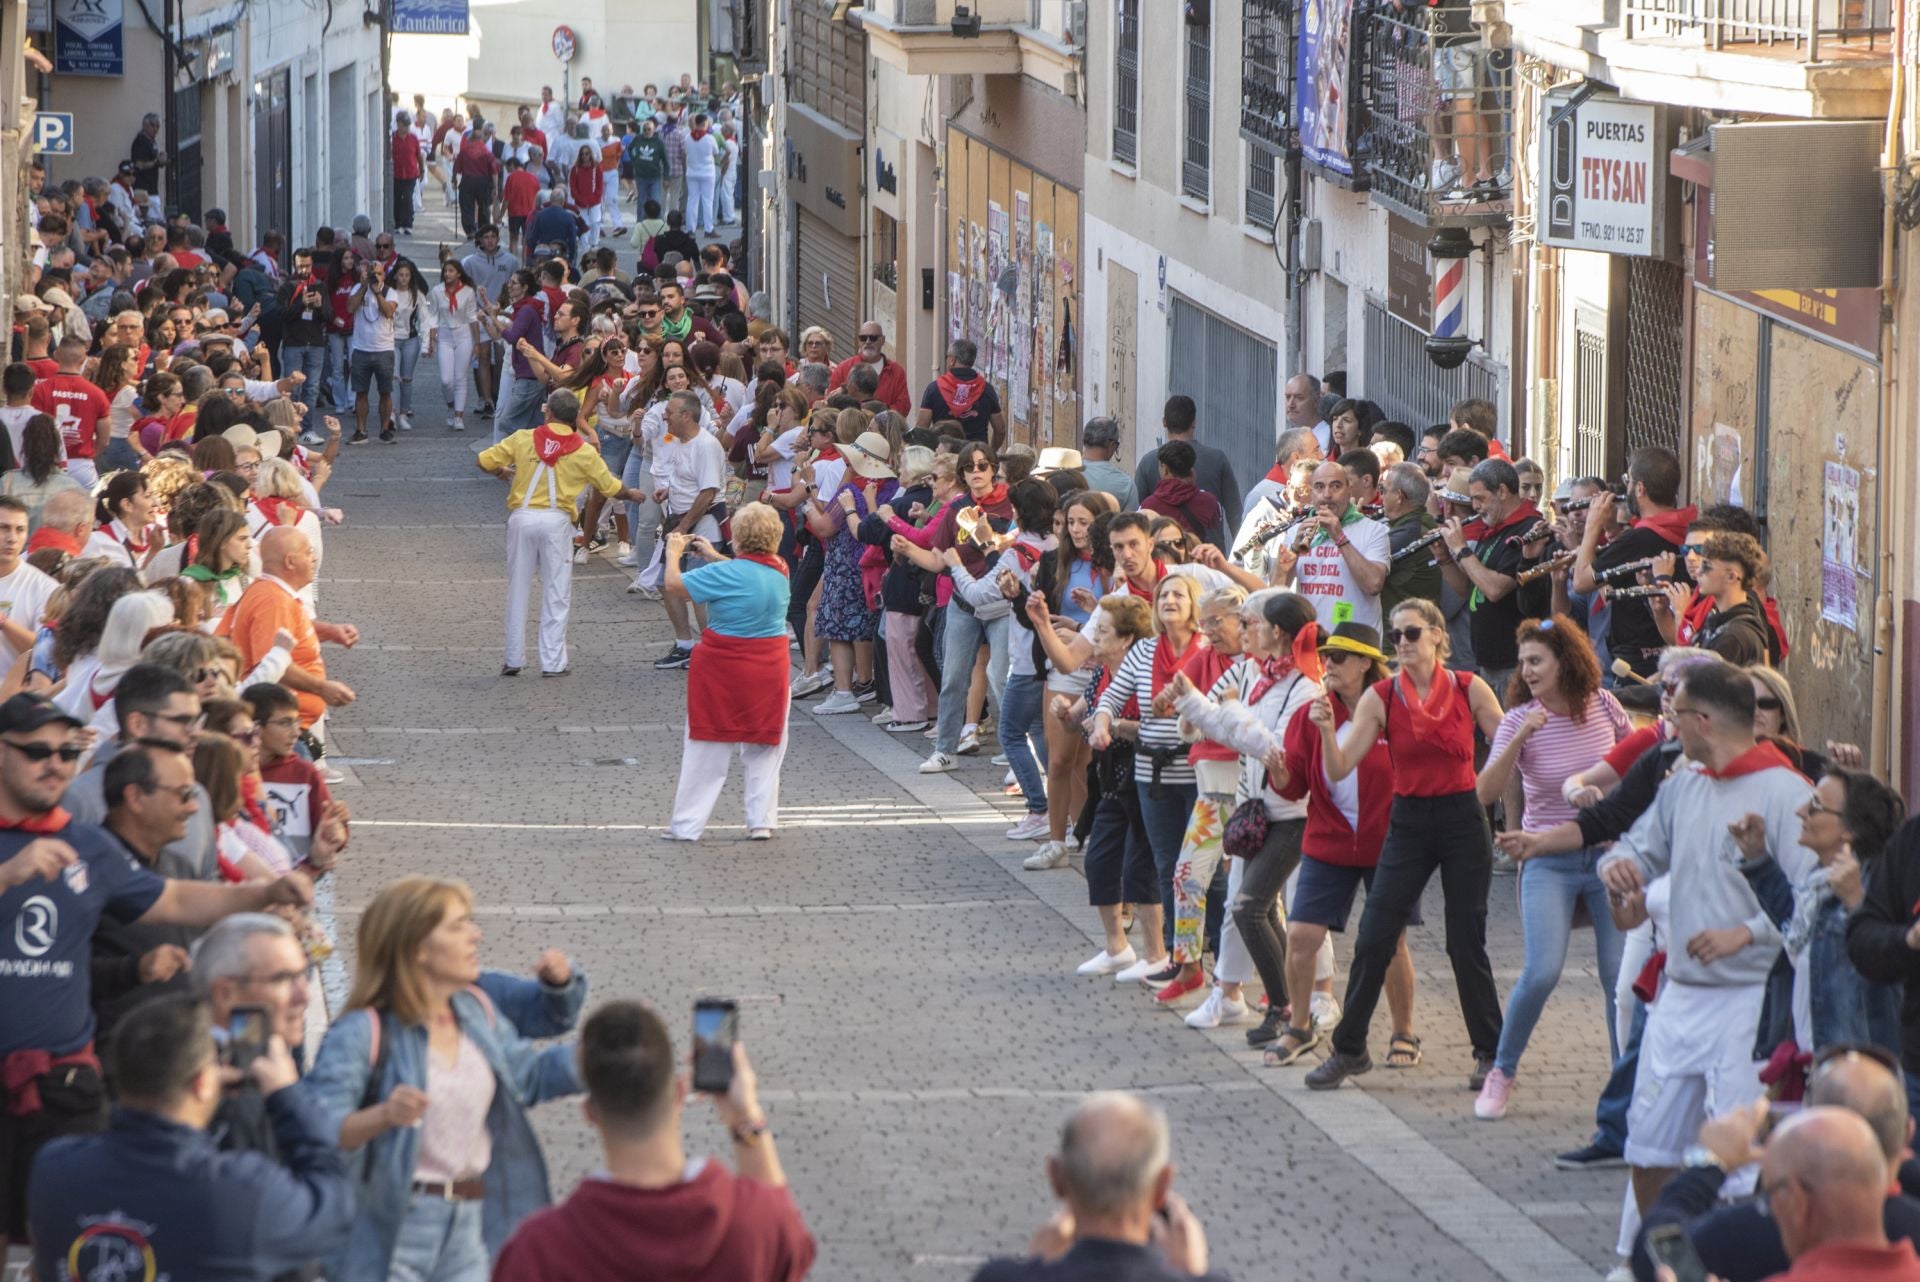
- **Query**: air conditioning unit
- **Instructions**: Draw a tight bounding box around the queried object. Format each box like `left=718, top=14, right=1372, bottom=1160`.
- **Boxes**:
left=1066, top=0, right=1086, bottom=45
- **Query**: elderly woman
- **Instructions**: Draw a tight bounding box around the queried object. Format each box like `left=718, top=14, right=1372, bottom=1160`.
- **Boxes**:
left=305, top=875, right=586, bottom=1282
left=664, top=502, right=793, bottom=841
left=250, top=456, right=323, bottom=605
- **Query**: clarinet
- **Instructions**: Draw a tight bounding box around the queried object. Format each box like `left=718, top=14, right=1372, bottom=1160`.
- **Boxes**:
left=1517, top=551, right=1576, bottom=584
left=1391, top=526, right=1448, bottom=563
left=1608, top=584, right=1669, bottom=600
left=1505, top=518, right=1554, bottom=547
left=1591, top=556, right=1658, bottom=585
left=1233, top=509, right=1313, bottom=561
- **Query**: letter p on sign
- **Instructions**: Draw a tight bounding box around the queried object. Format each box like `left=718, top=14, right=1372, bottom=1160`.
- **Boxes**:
left=32, top=112, right=73, bottom=156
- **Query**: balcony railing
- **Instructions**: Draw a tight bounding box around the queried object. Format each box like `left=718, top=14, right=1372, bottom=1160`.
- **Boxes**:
left=1239, top=0, right=1293, bottom=151
left=1360, top=7, right=1514, bottom=227
left=1623, top=0, right=1893, bottom=59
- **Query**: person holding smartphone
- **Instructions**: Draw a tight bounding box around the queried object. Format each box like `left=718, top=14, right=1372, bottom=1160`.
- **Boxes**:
left=347, top=258, right=400, bottom=445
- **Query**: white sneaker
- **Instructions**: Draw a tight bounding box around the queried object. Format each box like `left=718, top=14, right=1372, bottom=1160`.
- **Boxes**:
left=615, top=549, right=639, bottom=568
left=919, top=751, right=959, bottom=774
left=871, top=707, right=896, bottom=724
left=990, top=753, right=1010, bottom=767
left=812, top=689, right=861, bottom=715
left=1114, top=955, right=1173, bottom=984
left=449, top=413, right=465, bottom=433
left=957, top=725, right=981, bottom=755
left=1023, top=841, right=1069, bottom=871
left=627, top=581, right=663, bottom=600
left=1185, top=986, right=1253, bottom=1029
left=789, top=669, right=833, bottom=698
left=1005, top=811, right=1051, bottom=841
left=1310, top=991, right=1342, bottom=1034
left=1077, top=945, right=1137, bottom=976
left=616, top=541, right=633, bottom=558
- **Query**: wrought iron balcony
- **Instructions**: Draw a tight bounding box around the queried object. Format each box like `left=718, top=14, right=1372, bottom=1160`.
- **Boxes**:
left=1360, top=6, right=1515, bottom=229
left=1623, top=0, right=1893, bottom=60
left=1238, top=0, right=1293, bottom=152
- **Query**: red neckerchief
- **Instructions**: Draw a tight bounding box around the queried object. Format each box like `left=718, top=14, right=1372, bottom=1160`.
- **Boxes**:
left=109, top=520, right=150, bottom=557
left=1122, top=561, right=1165, bottom=600
left=1700, top=739, right=1804, bottom=782
left=1263, top=463, right=1290, bottom=485
left=27, top=528, right=83, bottom=558
left=445, top=280, right=463, bottom=311
left=253, top=496, right=301, bottom=528
left=691, top=125, right=710, bottom=141
left=1677, top=594, right=1713, bottom=645
left=88, top=676, right=113, bottom=711
left=1633, top=504, right=1698, bottom=545
left=1247, top=653, right=1298, bottom=706
left=738, top=552, right=789, bottom=577
left=936, top=370, right=987, bottom=413
left=813, top=444, right=843, bottom=462
left=532, top=425, right=585, bottom=464
left=1008, top=541, right=1044, bottom=573
left=241, top=774, right=273, bottom=833
left=976, top=482, right=1009, bottom=508
left=0, top=806, right=70, bottom=833
left=1478, top=500, right=1542, bottom=544
left=1398, top=667, right=1463, bottom=753
left=1148, top=632, right=1199, bottom=699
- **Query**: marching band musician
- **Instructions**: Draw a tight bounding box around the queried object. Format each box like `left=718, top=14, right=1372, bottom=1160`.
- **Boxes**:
left=1435, top=458, right=1551, bottom=704
left=1230, top=427, right=1322, bottom=581
left=1264, top=462, right=1392, bottom=634
left=1570, top=446, right=1696, bottom=685
left=1380, top=462, right=1443, bottom=616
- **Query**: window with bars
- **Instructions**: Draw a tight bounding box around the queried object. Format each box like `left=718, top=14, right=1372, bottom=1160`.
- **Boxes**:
left=1182, top=17, right=1212, bottom=201
left=1245, top=145, right=1278, bottom=230
left=1114, top=0, right=1140, bottom=165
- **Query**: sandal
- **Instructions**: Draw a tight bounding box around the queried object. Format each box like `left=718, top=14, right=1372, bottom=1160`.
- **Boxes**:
left=1262, top=1026, right=1324, bottom=1067
left=1385, top=1033, right=1423, bottom=1069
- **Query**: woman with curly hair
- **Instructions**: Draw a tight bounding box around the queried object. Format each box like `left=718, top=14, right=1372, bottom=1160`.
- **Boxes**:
left=1469, top=615, right=1631, bottom=1119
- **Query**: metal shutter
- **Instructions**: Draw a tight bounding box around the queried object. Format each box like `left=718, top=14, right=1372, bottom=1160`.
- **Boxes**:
left=1168, top=293, right=1279, bottom=485
left=794, top=207, right=860, bottom=353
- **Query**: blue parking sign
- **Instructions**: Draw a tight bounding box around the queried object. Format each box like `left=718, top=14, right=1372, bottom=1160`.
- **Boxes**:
left=32, top=113, right=74, bottom=156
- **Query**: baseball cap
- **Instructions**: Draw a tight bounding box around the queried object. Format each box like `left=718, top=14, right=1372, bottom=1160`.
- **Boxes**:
left=0, top=693, right=81, bottom=736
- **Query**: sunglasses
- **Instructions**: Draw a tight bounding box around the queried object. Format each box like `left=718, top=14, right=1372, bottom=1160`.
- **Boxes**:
left=2, top=740, right=84, bottom=763
left=1754, top=695, right=1783, bottom=712
left=228, top=727, right=260, bottom=744
left=1385, top=626, right=1426, bottom=645
left=140, top=782, right=199, bottom=802
left=1681, top=542, right=1706, bottom=557
left=638, top=310, right=660, bottom=319
left=859, top=333, right=883, bottom=343
left=963, top=460, right=994, bottom=473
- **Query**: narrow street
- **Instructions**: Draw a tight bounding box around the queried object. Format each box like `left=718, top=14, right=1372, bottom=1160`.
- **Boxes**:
left=303, top=208, right=1633, bottom=1282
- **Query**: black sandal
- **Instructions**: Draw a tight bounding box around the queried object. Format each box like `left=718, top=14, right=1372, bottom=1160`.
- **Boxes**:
left=1385, top=1033, right=1423, bottom=1069
left=1263, top=1026, right=1324, bottom=1067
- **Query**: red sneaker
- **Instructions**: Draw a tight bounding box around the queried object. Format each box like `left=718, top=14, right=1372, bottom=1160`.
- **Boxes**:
left=1154, top=969, right=1208, bottom=1004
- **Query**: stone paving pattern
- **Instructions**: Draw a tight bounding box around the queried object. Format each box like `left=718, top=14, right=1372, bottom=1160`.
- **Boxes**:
left=311, top=204, right=1628, bottom=1281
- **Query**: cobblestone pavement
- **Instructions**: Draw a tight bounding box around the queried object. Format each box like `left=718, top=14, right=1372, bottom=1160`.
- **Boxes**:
left=323, top=201, right=1624, bottom=1281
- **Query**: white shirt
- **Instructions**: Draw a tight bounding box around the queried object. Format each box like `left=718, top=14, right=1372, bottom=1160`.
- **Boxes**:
left=0, top=560, right=55, bottom=668
left=550, top=133, right=582, bottom=173
left=0, top=406, right=42, bottom=462
left=83, top=520, right=149, bottom=570
left=535, top=101, right=566, bottom=142
left=764, top=426, right=803, bottom=491
left=1289, top=514, right=1390, bottom=632
left=683, top=131, right=720, bottom=179
left=657, top=428, right=728, bottom=513
left=351, top=288, right=399, bottom=352
left=428, top=282, right=481, bottom=330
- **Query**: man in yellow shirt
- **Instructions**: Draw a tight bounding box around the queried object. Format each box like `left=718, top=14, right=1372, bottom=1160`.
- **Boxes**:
left=478, top=388, right=648, bottom=676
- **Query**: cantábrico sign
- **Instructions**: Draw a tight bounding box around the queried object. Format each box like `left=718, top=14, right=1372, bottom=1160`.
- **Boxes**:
left=1540, top=87, right=1671, bottom=258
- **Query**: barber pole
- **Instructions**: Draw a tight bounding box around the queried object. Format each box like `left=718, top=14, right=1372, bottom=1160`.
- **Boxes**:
left=1431, top=255, right=1465, bottom=341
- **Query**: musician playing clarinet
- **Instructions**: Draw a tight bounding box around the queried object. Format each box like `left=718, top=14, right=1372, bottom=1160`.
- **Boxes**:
left=1380, top=462, right=1443, bottom=616
left=1267, top=461, right=1392, bottom=633
left=1437, top=458, right=1551, bottom=706
left=1569, top=446, right=1696, bottom=686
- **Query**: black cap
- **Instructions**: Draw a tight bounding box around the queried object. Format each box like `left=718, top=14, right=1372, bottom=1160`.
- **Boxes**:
left=0, top=694, right=81, bottom=736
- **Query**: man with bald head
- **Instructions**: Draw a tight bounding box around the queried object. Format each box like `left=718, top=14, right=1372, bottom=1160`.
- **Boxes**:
left=1633, top=1049, right=1920, bottom=1282
left=218, top=527, right=357, bottom=734
left=973, top=1091, right=1228, bottom=1281
left=1759, top=1106, right=1920, bottom=1281
left=1264, top=460, right=1390, bottom=632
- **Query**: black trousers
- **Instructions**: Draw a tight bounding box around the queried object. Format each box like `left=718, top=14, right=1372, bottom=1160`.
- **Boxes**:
left=458, top=176, right=491, bottom=237
left=786, top=535, right=826, bottom=646
left=394, top=177, right=416, bottom=230
left=1331, top=789, right=1502, bottom=1059
left=1232, top=817, right=1306, bottom=1015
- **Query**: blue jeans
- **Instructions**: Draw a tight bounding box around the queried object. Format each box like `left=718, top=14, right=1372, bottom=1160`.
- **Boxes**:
left=1137, top=780, right=1199, bottom=958
left=387, top=1193, right=487, bottom=1282
left=1493, top=847, right=1624, bottom=1078
left=934, top=607, right=1008, bottom=756
left=496, top=375, right=545, bottom=442
left=326, top=332, right=351, bottom=409
left=1594, top=998, right=1646, bottom=1154
left=1809, top=897, right=1903, bottom=1054
left=634, top=175, right=665, bottom=217
left=394, top=334, right=422, bottom=415
left=284, top=343, right=327, bottom=433
left=98, top=438, right=141, bottom=472
left=621, top=451, right=659, bottom=568
left=999, top=671, right=1049, bottom=815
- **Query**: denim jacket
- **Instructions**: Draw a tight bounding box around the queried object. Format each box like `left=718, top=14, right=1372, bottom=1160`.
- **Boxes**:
left=303, top=969, right=587, bottom=1279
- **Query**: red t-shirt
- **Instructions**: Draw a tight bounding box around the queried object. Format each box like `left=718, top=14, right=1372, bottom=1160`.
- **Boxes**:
left=1767, top=1240, right=1920, bottom=1282
left=259, top=753, right=334, bottom=853
left=522, top=126, right=548, bottom=157
left=493, top=1164, right=815, bottom=1282
left=23, top=358, right=58, bottom=380
left=503, top=170, right=542, bottom=219
left=29, top=373, right=110, bottom=459
left=392, top=130, right=423, bottom=181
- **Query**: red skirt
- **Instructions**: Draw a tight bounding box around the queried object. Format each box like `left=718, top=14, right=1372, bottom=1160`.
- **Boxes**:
left=686, top=632, right=791, bottom=745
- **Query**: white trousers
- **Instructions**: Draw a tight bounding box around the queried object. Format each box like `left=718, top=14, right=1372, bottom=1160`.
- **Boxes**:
left=599, top=179, right=622, bottom=229
left=580, top=202, right=602, bottom=251
left=504, top=507, right=574, bottom=672
left=670, top=732, right=788, bottom=839
left=435, top=326, right=473, bottom=413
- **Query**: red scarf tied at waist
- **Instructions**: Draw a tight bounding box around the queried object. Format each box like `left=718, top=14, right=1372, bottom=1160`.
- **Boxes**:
left=686, top=558, right=792, bottom=745
left=3, top=1044, right=99, bottom=1116
left=532, top=426, right=585, bottom=465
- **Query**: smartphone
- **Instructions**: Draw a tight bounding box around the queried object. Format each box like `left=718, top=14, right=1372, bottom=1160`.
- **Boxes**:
left=224, top=1005, right=271, bottom=1072
left=691, top=998, right=738, bottom=1094
left=1645, top=1224, right=1709, bottom=1282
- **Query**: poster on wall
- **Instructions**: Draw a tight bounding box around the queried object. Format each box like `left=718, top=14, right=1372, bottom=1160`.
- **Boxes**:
left=948, top=273, right=963, bottom=342
left=1296, top=0, right=1357, bottom=177
left=1821, top=460, right=1859, bottom=629
left=1037, top=220, right=1056, bottom=442
left=987, top=202, right=1009, bottom=383
left=53, top=0, right=123, bottom=76
left=1011, top=192, right=1033, bottom=423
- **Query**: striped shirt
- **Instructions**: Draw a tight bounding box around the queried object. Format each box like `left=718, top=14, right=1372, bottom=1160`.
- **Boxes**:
left=1487, top=690, right=1631, bottom=831
left=1097, top=636, right=1196, bottom=786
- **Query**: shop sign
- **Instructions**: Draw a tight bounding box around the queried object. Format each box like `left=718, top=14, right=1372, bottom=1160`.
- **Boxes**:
left=391, top=0, right=469, bottom=36
left=1694, top=199, right=1881, bottom=357
left=53, top=0, right=123, bottom=76
left=784, top=103, right=862, bottom=239
left=1540, top=88, right=1667, bottom=257
left=1386, top=212, right=1432, bottom=332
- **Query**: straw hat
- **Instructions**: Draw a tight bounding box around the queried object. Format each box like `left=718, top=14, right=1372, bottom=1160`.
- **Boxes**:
left=843, top=431, right=895, bottom=480
left=1035, top=447, right=1083, bottom=474
left=1438, top=466, right=1474, bottom=506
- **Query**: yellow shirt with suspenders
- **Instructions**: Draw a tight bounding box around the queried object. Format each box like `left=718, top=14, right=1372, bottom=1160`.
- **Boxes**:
left=478, top=423, right=625, bottom=513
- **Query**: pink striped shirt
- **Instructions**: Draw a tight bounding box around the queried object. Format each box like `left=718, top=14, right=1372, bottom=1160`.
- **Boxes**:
left=1488, top=690, right=1631, bottom=831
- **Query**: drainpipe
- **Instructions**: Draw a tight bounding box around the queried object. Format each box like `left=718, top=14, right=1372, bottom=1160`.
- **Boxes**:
left=1284, top=145, right=1302, bottom=382
left=1873, top=0, right=1910, bottom=780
